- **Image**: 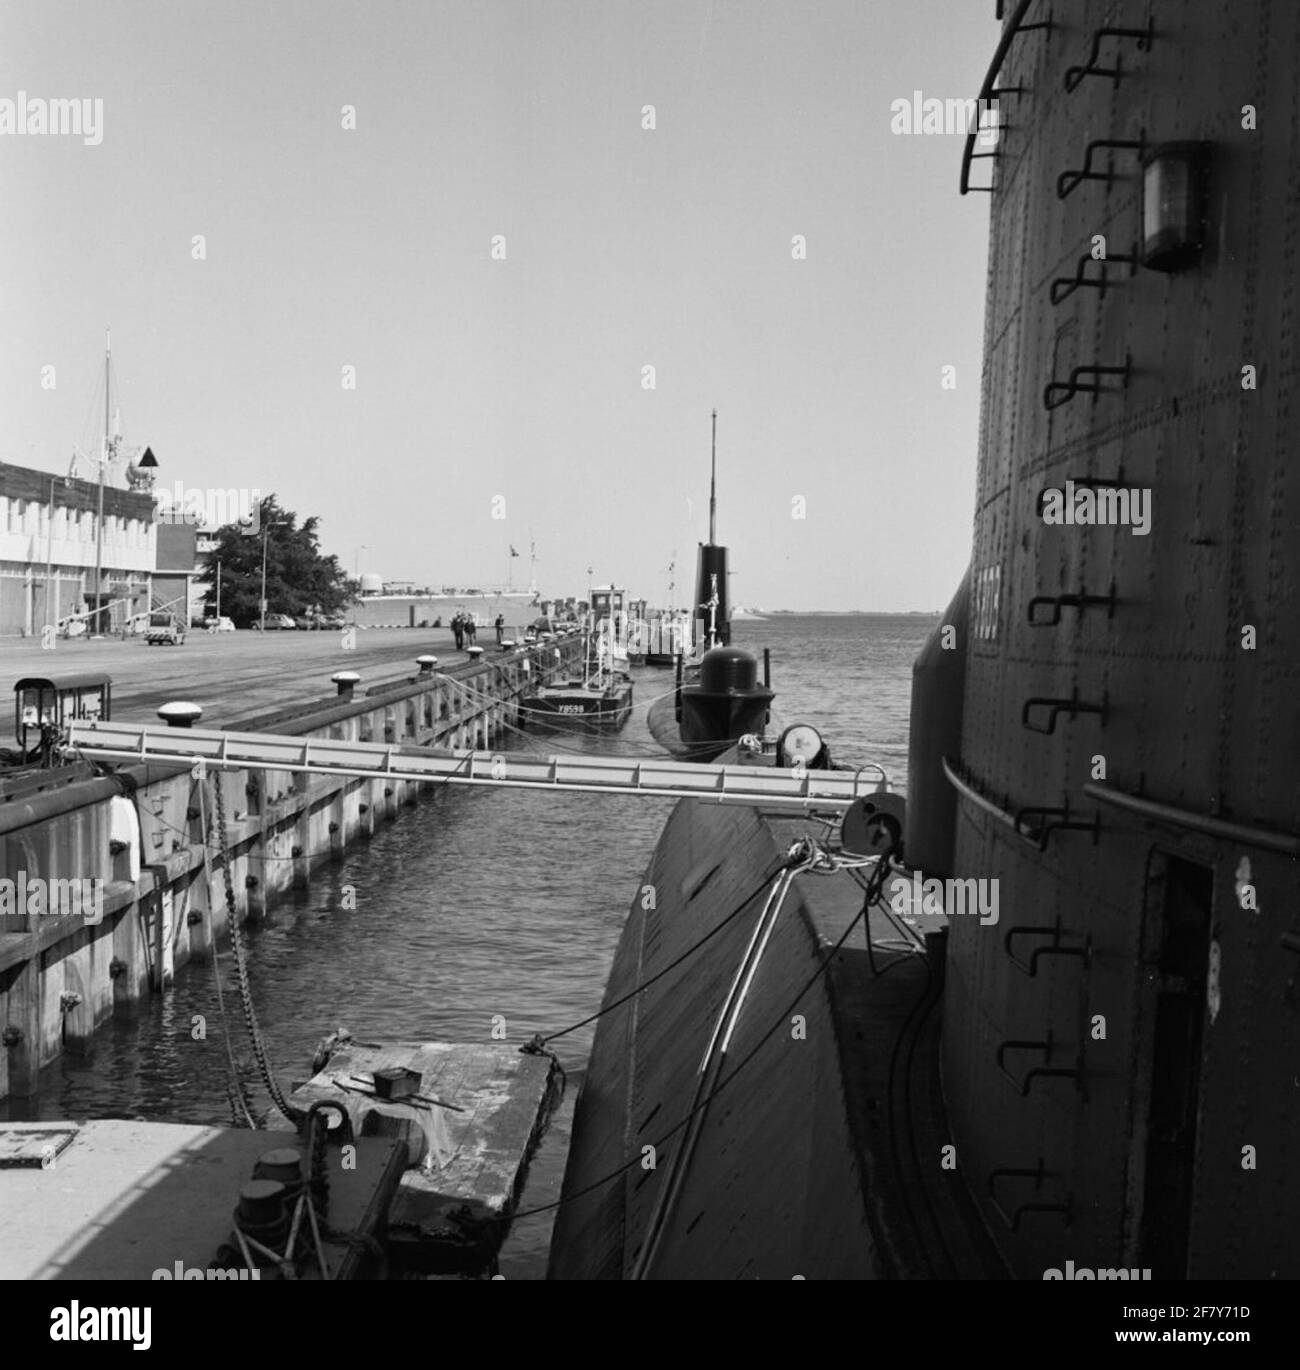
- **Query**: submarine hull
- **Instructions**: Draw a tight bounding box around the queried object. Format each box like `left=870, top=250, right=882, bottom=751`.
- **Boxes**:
left=548, top=796, right=1006, bottom=1280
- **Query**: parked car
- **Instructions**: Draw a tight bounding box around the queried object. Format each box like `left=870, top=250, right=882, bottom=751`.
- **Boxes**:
left=294, top=615, right=316, bottom=631
left=253, top=613, right=298, bottom=630
left=145, top=612, right=186, bottom=646
left=58, top=616, right=87, bottom=638
left=318, top=612, right=348, bottom=630
left=203, top=616, right=236, bottom=633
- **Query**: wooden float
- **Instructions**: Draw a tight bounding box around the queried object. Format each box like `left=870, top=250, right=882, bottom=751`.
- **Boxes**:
left=288, top=1039, right=564, bottom=1275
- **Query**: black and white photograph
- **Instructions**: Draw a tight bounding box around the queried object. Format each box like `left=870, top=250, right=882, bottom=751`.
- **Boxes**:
left=0, top=0, right=1294, bottom=1341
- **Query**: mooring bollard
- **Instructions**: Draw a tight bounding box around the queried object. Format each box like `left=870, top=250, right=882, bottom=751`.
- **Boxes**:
left=466, top=646, right=484, bottom=662
left=416, top=655, right=438, bottom=676
left=332, top=671, right=360, bottom=699
left=157, top=702, right=203, bottom=728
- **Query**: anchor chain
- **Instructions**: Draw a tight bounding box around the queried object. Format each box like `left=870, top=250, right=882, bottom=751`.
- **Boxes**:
left=211, top=771, right=302, bottom=1126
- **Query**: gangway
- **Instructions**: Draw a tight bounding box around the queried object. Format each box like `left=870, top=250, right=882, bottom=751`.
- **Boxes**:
left=66, top=720, right=878, bottom=810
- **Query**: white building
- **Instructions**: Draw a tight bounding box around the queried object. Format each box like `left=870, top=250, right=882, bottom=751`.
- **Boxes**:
left=0, top=459, right=157, bottom=636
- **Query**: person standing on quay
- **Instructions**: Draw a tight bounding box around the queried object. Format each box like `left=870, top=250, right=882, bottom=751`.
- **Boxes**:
left=452, top=613, right=464, bottom=651
left=465, top=614, right=477, bottom=648
left=495, top=613, right=505, bottom=647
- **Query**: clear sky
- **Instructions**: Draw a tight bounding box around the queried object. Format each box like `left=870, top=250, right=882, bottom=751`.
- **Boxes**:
left=1, top=1, right=994, bottom=611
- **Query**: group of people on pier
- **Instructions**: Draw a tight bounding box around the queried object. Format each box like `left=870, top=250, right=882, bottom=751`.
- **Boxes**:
left=451, top=613, right=507, bottom=649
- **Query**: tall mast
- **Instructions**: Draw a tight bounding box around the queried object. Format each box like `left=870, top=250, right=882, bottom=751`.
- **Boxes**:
left=708, top=408, right=717, bottom=545
left=93, top=328, right=109, bottom=634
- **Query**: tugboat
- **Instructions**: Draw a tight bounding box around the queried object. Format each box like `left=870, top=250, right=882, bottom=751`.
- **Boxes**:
left=646, top=411, right=773, bottom=761
left=551, top=3, right=1299, bottom=1282
left=517, top=593, right=633, bottom=730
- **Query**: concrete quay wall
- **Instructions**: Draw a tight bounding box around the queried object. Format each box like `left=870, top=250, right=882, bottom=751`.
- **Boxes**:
left=0, top=637, right=585, bottom=1101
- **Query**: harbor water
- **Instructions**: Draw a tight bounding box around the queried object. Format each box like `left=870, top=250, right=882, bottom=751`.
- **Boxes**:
left=2, top=612, right=936, bottom=1277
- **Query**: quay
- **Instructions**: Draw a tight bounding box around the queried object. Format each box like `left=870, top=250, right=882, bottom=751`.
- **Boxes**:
left=0, top=628, right=587, bottom=1102
left=0, top=1119, right=407, bottom=1280
left=0, top=623, right=528, bottom=727
left=0, top=1034, right=562, bottom=1279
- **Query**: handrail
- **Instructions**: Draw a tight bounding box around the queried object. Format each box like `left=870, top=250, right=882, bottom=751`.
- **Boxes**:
left=1083, top=782, right=1300, bottom=856
left=69, top=720, right=875, bottom=810
left=941, top=755, right=1023, bottom=836
left=959, top=0, right=1046, bottom=195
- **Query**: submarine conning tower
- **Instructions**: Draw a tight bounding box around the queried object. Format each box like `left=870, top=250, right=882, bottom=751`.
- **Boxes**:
left=694, top=407, right=730, bottom=648
left=917, top=0, right=1300, bottom=1281
left=694, top=542, right=730, bottom=648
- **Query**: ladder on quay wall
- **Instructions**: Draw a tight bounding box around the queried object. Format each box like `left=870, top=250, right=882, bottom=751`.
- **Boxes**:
left=66, top=721, right=873, bottom=811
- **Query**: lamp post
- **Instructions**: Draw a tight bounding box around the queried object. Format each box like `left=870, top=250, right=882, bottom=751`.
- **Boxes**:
left=259, top=521, right=270, bottom=633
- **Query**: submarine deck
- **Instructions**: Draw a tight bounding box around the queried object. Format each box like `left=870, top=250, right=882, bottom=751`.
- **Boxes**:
left=764, top=812, right=1008, bottom=1279
left=549, top=791, right=1009, bottom=1279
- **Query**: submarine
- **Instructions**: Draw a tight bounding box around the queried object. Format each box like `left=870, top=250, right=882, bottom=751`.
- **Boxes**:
left=646, top=411, right=775, bottom=763
left=549, top=0, right=1300, bottom=1281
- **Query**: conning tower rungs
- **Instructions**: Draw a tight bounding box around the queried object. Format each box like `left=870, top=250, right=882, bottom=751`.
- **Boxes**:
left=1049, top=245, right=1138, bottom=305
left=1063, top=21, right=1154, bottom=93
left=1003, top=922, right=1091, bottom=977
left=1042, top=355, right=1132, bottom=409
left=1020, top=690, right=1108, bottom=734
left=1026, top=584, right=1117, bottom=626
left=996, top=1033, right=1089, bottom=1099
left=1055, top=138, right=1145, bottom=200
left=987, top=1162, right=1073, bottom=1232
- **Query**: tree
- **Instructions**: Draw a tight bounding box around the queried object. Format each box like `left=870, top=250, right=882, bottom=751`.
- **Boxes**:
left=198, top=495, right=352, bottom=627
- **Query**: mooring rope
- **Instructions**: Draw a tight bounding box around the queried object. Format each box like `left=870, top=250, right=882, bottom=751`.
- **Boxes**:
left=527, top=857, right=799, bottom=1046
left=500, top=861, right=877, bottom=1230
